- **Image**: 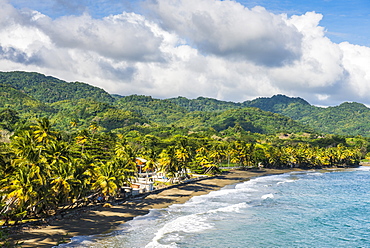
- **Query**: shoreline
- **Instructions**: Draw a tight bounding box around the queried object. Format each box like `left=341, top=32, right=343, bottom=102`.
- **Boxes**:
left=11, top=168, right=307, bottom=247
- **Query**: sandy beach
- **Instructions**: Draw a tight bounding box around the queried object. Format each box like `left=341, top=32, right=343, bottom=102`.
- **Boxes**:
left=10, top=168, right=301, bottom=247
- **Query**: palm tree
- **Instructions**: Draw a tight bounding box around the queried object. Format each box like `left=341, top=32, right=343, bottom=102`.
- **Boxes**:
left=50, top=161, right=80, bottom=206
left=195, top=146, right=219, bottom=174
left=175, top=145, right=191, bottom=178
left=30, top=118, right=57, bottom=144
left=44, top=140, right=71, bottom=167
left=75, top=129, right=89, bottom=153
left=209, top=142, right=226, bottom=166
left=11, top=130, right=39, bottom=165
left=0, top=142, right=14, bottom=176
left=92, top=162, right=119, bottom=198
left=0, top=165, right=40, bottom=223
left=158, top=147, right=179, bottom=183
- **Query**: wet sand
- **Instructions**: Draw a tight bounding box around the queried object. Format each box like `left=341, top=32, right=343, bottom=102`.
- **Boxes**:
left=10, top=168, right=301, bottom=247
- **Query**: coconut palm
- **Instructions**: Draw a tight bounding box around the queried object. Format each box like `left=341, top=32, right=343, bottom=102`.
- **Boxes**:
left=158, top=147, right=179, bottom=183
left=92, top=162, right=119, bottom=198
left=0, top=165, right=40, bottom=223
left=30, top=118, right=57, bottom=144
left=175, top=145, right=191, bottom=178
left=209, top=142, right=226, bottom=166
left=195, top=146, right=219, bottom=174
left=50, top=161, right=81, bottom=206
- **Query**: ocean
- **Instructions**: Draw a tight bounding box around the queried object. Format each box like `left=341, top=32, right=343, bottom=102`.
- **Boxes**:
left=61, top=167, right=370, bottom=247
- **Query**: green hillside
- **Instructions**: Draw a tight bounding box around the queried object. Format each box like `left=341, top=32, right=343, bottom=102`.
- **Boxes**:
left=113, top=95, right=188, bottom=125
left=0, top=71, right=370, bottom=137
left=172, top=107, right=313, bottom=134
left=0, top=71, right=114, bottom=103
left=0, top=84, right=55, bottom=115
left=166, top=96, right=241, bottom=112
left=241, top=95, right=370, bottom=136
left=50, top=99, right=147, bottom=131
left=243, top=94, right=311, bottom=112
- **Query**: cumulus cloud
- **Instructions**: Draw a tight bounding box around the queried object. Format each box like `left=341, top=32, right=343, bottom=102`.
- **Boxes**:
left=1, top=0, right=370, bottom=106
left=0, top=1, right=166, bottom=85
left=269, top=12, right=348, bottom=100
left=146, top=0, right=302, bottom=66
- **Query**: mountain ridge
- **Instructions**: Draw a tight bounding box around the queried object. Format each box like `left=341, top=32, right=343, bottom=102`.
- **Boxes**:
left=1, top=71, right=369, bottom=136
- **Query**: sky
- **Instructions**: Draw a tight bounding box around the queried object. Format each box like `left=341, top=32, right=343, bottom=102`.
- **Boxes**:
left=1, top=0, right=370, bottom=106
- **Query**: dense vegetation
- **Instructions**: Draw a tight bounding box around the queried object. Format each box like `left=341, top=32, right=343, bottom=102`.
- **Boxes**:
left=2, top=71, right=370, bottom=136
left=0, top=71, right=370, bottom=227
left=243, top=95, right=370, bottom=136
left=0, top=118, right=366, bottom=226
left=0, top=71, right=114, bottom=104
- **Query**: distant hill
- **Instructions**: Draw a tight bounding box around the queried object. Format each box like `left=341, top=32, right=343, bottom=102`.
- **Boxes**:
left=173, top=107, right=314, bottom=134
left=0, top=71, right=114, bottom=103
left=241, top=95, right=370, bottom=136
left=0, top=71, right=370, bottom=136
left=243, top=94, right=310, bottom=112
left=113, top=95, right=313, bottom=134
left=113, top=95, right=188, bottom=125
left=166, top=96, right=241, bottom=112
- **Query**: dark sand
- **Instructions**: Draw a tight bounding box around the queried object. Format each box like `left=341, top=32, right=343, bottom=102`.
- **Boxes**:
left=10, top=168, right=301, bottom=247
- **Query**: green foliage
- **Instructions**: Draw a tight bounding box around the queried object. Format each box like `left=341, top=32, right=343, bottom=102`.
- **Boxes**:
left=243, top=94, right=310, bottom=112
left=0, top=108, right=20, bottom=132
left=114, top=95, right=188, bottom=125
left=0, top=117, right=366, bottom=226
left=173, top=107, right=314, bottom=134
left=0, top=84, right=55, bottom=115
left=166, top=96, right=241, bottom=112
left=1, top=71, right=370, bottom=137
left=1, top=71, right=369, bottom=232
left=243, top=95, right=370, bottom=137
left=0, top=71, right=114, bottom=103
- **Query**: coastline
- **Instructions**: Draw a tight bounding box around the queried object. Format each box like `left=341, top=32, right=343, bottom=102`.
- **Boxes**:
left=11, top=168, right=303, bottom=247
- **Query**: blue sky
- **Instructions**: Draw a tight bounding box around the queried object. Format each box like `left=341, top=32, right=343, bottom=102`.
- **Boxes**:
left=1, top=0, right=370, bottom=106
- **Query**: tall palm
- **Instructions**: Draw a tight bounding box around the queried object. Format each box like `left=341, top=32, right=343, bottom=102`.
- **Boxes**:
left=11, top=130, right=39, bottom=165
left=92, top=162, right=119, bottom=198
left=0, top=142, right=14, bottom=176
left=175, top=145, right=191, bottom=178
left=0, top=165, right=40, bottom=223
left=30, top=118, right=57, bottom=144
left=75, top=129, right=89, bottom=153
left=158, top=147, right=179, bottom=183
left=209, top=142, right=226, bottom=166
left=50, top=161, right=80, bottom=206
left=195, top=146, right=219, bottom=174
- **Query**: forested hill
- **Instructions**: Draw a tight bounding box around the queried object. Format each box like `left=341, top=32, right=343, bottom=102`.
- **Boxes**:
left=1, top=71, right=370, bottom=137
left=242, top=95, right=370, bottom=136
left=0, top=71, right=114, bottom=103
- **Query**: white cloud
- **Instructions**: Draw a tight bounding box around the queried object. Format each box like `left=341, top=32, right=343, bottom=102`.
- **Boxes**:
left=269, top=12, right=347, bottom=97
left=339, top=42, right=370, bottom=98
left=0, top=1, right=166, bottom=85
left=33, top=12, right=164, bottom=62
left=146, top=0, right=302, bottom=67
left=1, top=0, right=370, bottom=106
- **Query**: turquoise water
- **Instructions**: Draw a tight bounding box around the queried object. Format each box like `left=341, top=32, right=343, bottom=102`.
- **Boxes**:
left=63, top=167, right=370, bottom=247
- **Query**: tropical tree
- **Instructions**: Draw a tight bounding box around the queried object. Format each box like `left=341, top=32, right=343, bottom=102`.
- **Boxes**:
left=209, top=142, right=226, bottom=166
left=194, top=146, right=219, bottom=174
left=158, top=147, right=179, bottom=182
left=30, top=118, right=57, bottom=144
left=92, top=162, right=119, bottom=199
left=0, top=165, right=40, bottom=223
